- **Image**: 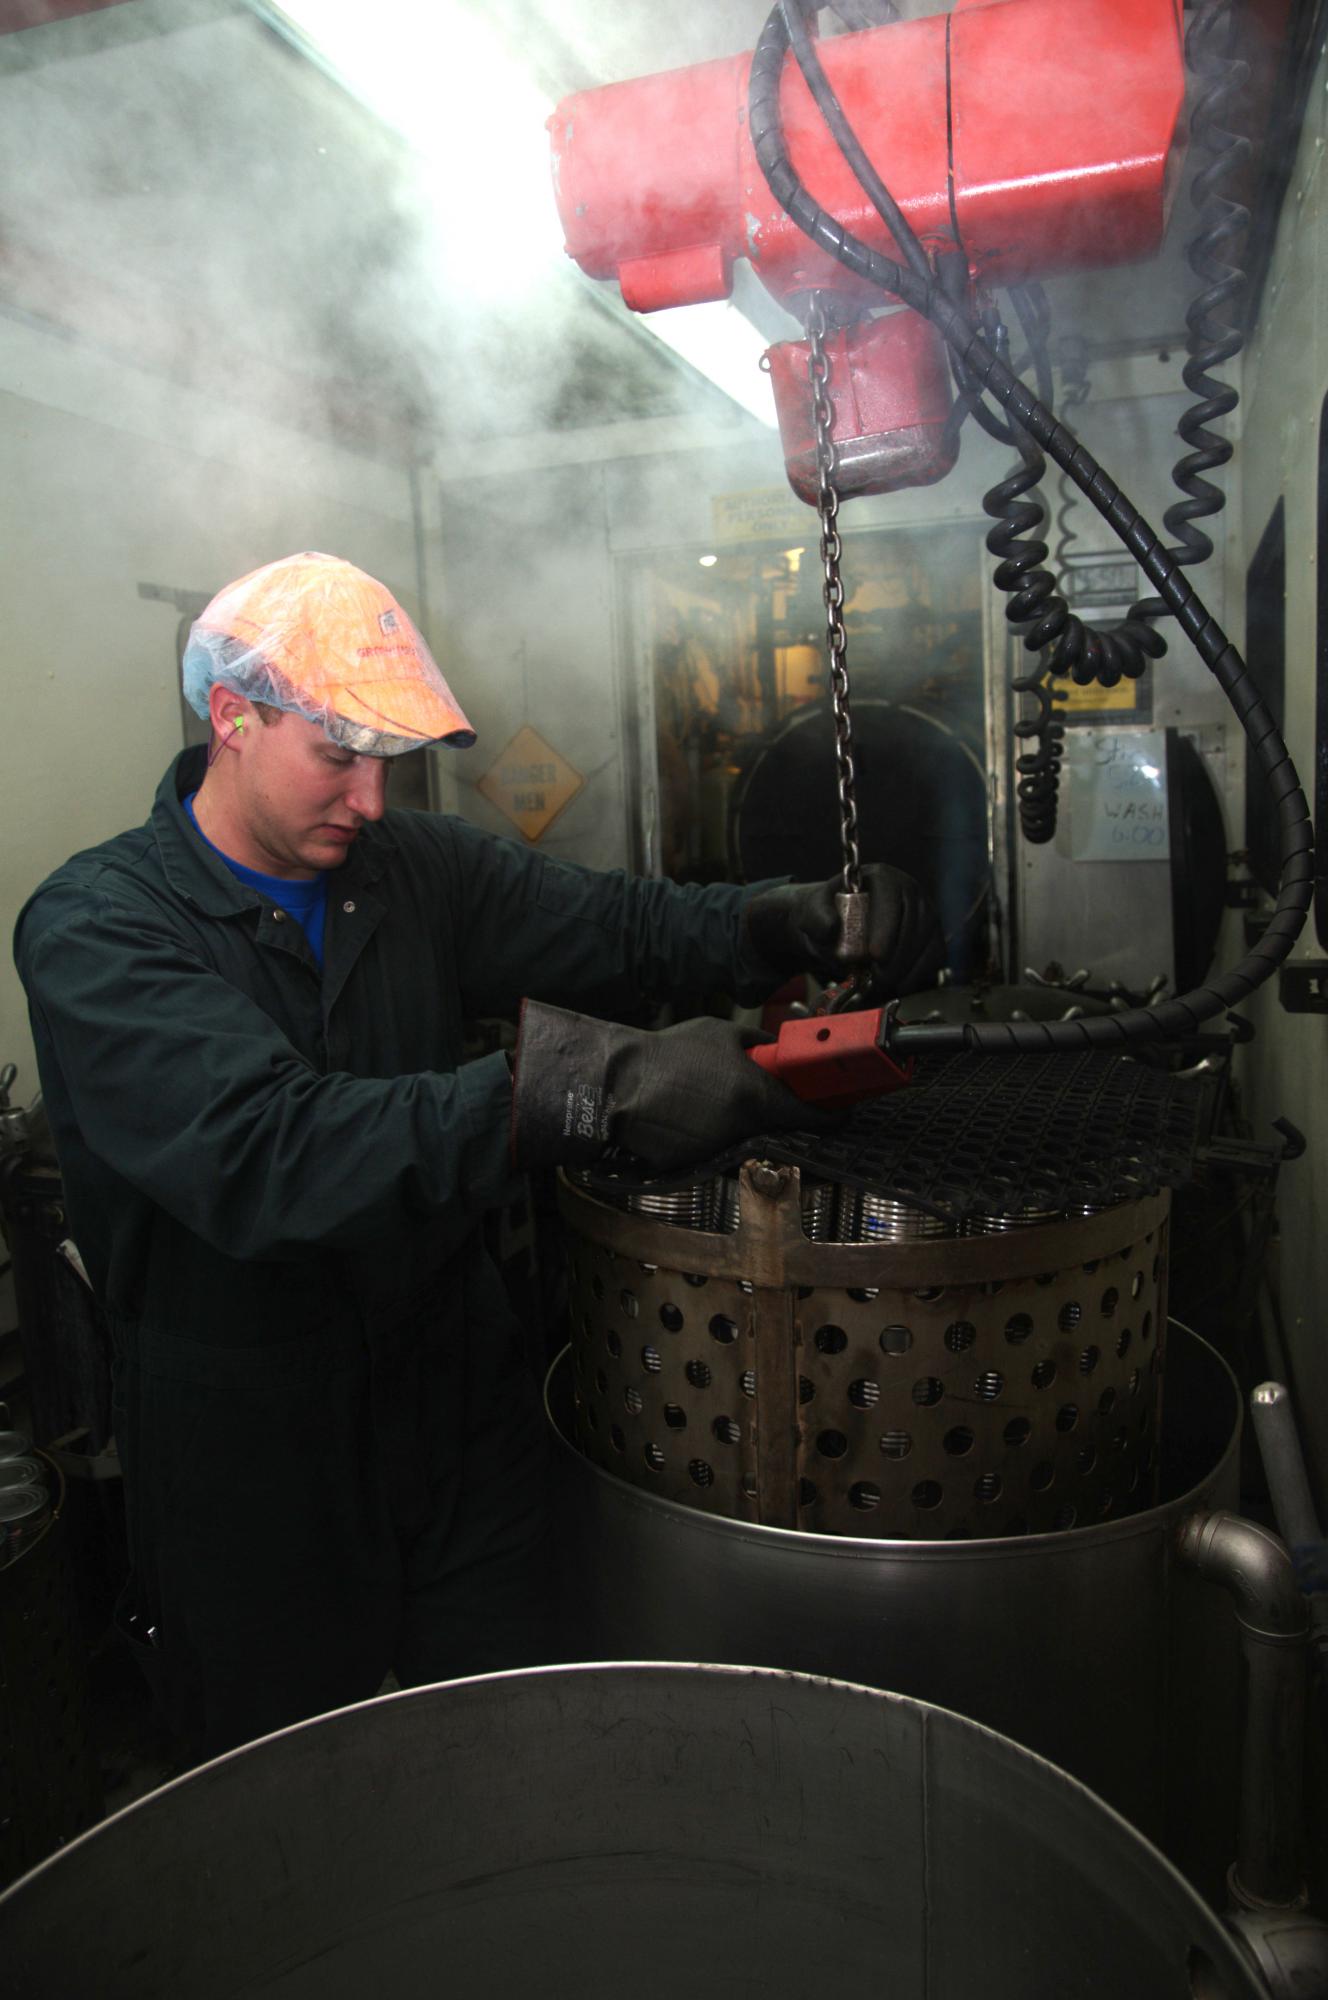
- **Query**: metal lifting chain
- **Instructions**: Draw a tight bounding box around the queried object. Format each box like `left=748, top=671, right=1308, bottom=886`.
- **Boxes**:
left=807, top=295, right=870, bottom=971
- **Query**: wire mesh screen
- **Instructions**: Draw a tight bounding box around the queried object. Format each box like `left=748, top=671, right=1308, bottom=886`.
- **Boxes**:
left=582, top=1050, right=1204, bottom=1223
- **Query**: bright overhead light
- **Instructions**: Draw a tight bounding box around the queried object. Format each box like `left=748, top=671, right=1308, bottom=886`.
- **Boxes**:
left=266, top=1, right=780, bottom=423
left=268, top=0, right=562, bottom=303
left=647, top=300, right=779, bottom=430
left=698, top=553, right=719, bottom=567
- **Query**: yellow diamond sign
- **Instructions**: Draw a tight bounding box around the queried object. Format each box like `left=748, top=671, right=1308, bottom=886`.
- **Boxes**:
left=477, top=724, right=585, bottom=843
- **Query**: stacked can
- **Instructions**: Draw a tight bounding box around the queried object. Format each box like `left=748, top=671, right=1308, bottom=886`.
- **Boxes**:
left=714, top=1173, right=836, bottom=1239
left=582, top=1173, right=839, bottom=1243
left=963, top=1204, right=1065, bottom=1235
left=624, top=1183, right=719, bottom=1230
left=836, top=1188, right=959, bottom=1242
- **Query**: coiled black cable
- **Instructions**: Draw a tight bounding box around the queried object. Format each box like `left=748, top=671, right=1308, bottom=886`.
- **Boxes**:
left=1032, top=350, right=1091, bottom=845
left=1050, top=339, right=1091, bottom=596
left=979, top=0, right=1253, bottom=706
left=985, top=285, right=1069, bottom=842
left=771, top=0, right=1117, bottom=842
left=979, top=0, right=1251, bottom=702
left=775, top=0, right=1019, bottom=445
left=747, top=1, right=1313, bottom=1052
left=1135, top=0, right=1250, bottom=619
left=773, top=1, right=1069, bottom=841
left=989, top=446, right=1066, bottom=844
left=772, top=0, right=1251, bottom=842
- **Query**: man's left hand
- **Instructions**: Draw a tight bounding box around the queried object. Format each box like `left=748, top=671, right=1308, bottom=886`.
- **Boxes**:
left=744, top=863, right=944, bottom=996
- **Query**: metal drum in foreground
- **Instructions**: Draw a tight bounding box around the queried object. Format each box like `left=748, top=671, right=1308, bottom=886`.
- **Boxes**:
left=0, top=1664, right=1262, bottom=2000
left=549, top=1318, right=1242, bottom=1897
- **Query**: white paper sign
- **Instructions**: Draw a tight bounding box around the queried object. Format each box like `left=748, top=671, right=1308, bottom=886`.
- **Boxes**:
left=1066, top=729, right=1170, bottom=862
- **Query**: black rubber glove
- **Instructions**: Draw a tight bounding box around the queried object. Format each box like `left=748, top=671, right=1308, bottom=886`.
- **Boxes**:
left=744, top=863, right=943, bottom=995
left=511, top=1001, right=825, bottom=1173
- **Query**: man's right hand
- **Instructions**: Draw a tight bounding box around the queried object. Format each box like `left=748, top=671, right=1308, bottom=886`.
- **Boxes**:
left=510, top=1001, right=826, bottom=1173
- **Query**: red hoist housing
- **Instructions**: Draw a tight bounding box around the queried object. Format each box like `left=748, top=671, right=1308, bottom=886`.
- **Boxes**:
left=548, top=0, right=1187, bottom=501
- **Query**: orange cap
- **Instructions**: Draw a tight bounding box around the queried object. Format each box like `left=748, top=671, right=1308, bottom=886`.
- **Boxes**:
left=186, top=552, right=475, bottom=756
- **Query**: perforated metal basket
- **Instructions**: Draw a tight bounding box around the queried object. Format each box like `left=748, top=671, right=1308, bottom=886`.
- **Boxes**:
left=561, top=1166, right=1169, bottom=1541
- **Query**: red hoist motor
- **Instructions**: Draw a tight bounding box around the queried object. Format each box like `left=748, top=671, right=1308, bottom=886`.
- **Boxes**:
left=548, top=0, right=1186, bottom=502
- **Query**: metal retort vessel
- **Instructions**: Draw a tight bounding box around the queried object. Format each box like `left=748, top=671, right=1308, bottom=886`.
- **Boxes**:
left=550, top=1051, right=1313, bottom=1917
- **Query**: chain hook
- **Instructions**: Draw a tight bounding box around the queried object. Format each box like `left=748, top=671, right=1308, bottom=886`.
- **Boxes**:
left=807, top=295, right=869, bottom=988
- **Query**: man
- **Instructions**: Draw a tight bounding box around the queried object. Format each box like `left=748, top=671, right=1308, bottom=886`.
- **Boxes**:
left=14, top=551, right=939, bottom=1759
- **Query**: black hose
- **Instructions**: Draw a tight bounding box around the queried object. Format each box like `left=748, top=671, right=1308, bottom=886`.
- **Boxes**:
left=746, top=4, right=1313, bottom=1052
left=759, top=5, right=1076, bottom=847
left=935, top=253, right=1003, bottom=451
left=976, top=0, right=1252, bottom=722
left=778, top=0, right=1021, bottom=447
left=1007, top=284, right=1055, bottom=418
left=768, top=0, right=1252, bottom=814
left=990, top=282, right=1067, bottom=844
left=988, top=445, right=1066, bottom=844
left=957, top=283, right=1057, bottom=449
left=778, top=0, right=933, bottom=285
left=1135, top=0, right=1250, bottom=619
left=980, top=0, right=1253, bottom=708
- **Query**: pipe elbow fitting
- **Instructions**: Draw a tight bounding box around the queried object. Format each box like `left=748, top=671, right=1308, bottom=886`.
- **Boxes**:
left=1176, top=1510, right=1309, bottom=1643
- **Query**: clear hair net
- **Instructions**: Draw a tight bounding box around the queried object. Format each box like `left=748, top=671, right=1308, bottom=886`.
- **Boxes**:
left=182, top=551, right=475, bottom=757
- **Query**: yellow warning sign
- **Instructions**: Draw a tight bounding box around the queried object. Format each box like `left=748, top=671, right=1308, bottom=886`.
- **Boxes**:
left=712, top=487, right=808, bottom=545
left=477, top=724, right=585, bottom=843
left=1054, top=676, right=1145, bottom=716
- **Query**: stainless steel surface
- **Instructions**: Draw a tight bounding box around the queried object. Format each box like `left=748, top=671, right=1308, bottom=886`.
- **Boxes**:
left=836, top=1186, right=959, bottom=1240
left=0, top=1663, right=1265, bottom=2000
left=624, top=1180, right=719, bottom=1230
left=1226, top=1909, right=1328, bottom=2000
left=548, top=1320, right=1243, bottom=1893
left=592, top=1171, right=840, bottom=1241
left=561, top=1167, right=1169, bottom=1538
left=1250, top=1381, right=1322, bottom=1552
left=714, top=1172, right=741, bottom=1233
left=964, top=1202, right=1066, bottom=1233
left=798, top=1175, right=835, bottom=1239
left=716, top=1170, right=836, bottom=1238
left=835, top=887, right=870, bottom=964
left=1176, top=1510, right=1310, bottom=1911
left=1249, top=1380, right=1328, bottom=1761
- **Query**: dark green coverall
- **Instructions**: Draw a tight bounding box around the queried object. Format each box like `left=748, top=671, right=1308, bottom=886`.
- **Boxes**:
left=14, top=746, right=778, bottom=1756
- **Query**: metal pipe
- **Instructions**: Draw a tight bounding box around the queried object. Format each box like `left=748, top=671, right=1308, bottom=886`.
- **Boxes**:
left=1224, top=1907, right=1328, bottom=2000
left=1250, top=1381, right=1328, bottom=1763
left=1175, top=1509, right=1309, bottom=1910
left=1255, top=1279, right=1294, bottom=1410
left=1251, top=1382, right=1322, bottom=1553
